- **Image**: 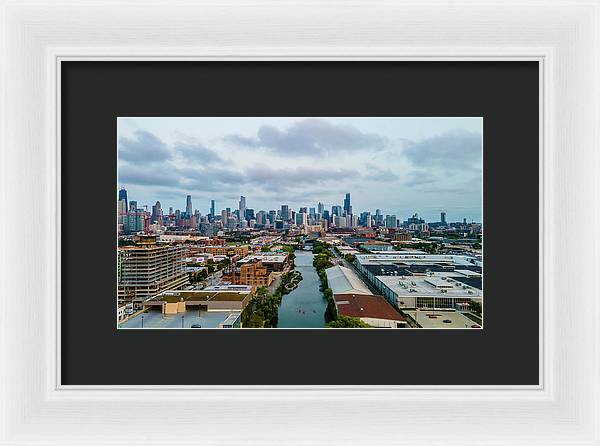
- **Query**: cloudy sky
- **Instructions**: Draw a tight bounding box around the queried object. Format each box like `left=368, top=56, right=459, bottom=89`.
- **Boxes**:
left=117, top=117, right=483, bottom=222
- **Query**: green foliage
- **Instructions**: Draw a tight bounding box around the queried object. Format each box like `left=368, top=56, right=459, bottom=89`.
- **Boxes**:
left=327, top=316, right=370, bottom=328
left=344, top=254, right=356, bottom=263
left=240, top=273, right=303, bottom=328
left=207, top=264, right=215, bottom=274
left=472, top=242, right=482, bottom=249
left=470, top=300, right=482, bottom=315
left=261, top=246, right=271, bottom=252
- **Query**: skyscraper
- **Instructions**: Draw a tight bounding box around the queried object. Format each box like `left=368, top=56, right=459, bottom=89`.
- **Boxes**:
left=118, top=187, right=128, bottom=213
left=239, top=196, right=246, bottom=221
left=385, top=215, right=397, bottom=228
left=375, top=209, right=383, bottom=225
left=281, top=204, right=289, bottom=222
left=441, top=211, right=447, bottom=225
left=210, top=199, right=216, bottom=219
left=343, top=193, right=351, bottom=216
left=151, top=201, right=162, bottom=224
left=186, top=195, right=193, bottom=217
left=317, top=202, right=324, bottom=215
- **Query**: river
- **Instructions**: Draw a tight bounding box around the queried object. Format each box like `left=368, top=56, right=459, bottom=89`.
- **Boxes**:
left=277, top=250, right=327, bottom=328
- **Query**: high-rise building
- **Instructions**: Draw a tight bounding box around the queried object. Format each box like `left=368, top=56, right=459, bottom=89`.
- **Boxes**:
left=151, top=201, right=162, bottom=224
left=239, top=196, right=246, bottom=220
left=385, top=215, right=397, bottom=228
left=317, top=202, right=324, bottom=215
left=281, top=204, right=289, bottom=222
left=332, top=205, right=342, bottom=217
left=322, top=210, right=330, bottom=223
left=375, top=209, right=383, bottom=225
left=343, top=193, right=351, bottom=216
left=268, top=210, right=277, bottom=224
left=117, top=199, right=127, bottom=224
left=123, top=212, right=145, bottom=234
left=186, top=195, right=193, bottom=217
left=210, top=199, right=216, bottom=219
left=221, top=209, right=228, bottom=222
left=168, top=206, right=173, bottom=215
left=334, top=215, right=347, bottom=228
left=441, top=211, right=447, bottom=225
left=296, top=212, right=308, bottom=226
left=245, top=208, right=255, bottom=221
left=117, top=235, right=187, bottom=308
left=256, top=210, right=267, bottom=225
left=118, top=187, right=128, bottom=213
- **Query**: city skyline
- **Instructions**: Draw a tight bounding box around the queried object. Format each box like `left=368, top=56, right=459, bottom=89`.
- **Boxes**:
left=117, top=117, right=483, bottom=222
left=119, top=188, right=479, bottom=225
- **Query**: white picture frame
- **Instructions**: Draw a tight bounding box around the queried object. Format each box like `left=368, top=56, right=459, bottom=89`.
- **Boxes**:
left=1, top=0, right=598, bottom=444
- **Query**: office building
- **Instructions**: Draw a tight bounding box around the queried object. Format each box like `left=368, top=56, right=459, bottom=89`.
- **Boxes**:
left=118, top=187, right=128, bottom=213
left=385, top=214, right=397, bottom=228
left=186, top=195, right=193, bottom=217
left=441, top=211, right=447, bottom=225
left=210, top=199, right=215, bottom=219
left=317, top=202, right=324, bottom=215
left=281, top=204, right=290, bottom=222
left=117, top=235, right=187, bottom=308
left=343, top=192, right=351, bottom=216
left=238, top=196, right=246, bottom=221
left=151, top=201, right=162, bottom=224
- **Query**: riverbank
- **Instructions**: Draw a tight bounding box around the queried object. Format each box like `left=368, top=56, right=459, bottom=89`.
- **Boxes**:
left=277, top=250, right=327, bottom=328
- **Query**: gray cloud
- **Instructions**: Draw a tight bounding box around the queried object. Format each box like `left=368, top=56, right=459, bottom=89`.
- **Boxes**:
left=404, top=170, right=438, bottom=188
left=118, top=130, right=172, bottom=164
left=118, top=165, right=180, bottom=187
left=364, top=163, right=399, bottom=181
left=403, top=130, right=482, bottom=171
left=244, top=164, right=359, bottom=190
left=223, top=119, right=387, bottom=156
left=175, top=142, right=223, bottom=164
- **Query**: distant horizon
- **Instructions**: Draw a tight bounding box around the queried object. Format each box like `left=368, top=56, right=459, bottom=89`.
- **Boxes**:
left=117, top=117, right=483, bottom=222
left=118, top=188, right=481, bottom=224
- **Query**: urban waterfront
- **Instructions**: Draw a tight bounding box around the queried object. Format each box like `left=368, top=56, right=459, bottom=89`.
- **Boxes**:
left=277, top=250, right=327, bottom=328
left=117, top=117, right=483, bottom=328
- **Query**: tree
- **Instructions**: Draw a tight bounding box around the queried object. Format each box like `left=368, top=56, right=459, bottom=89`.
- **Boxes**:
left=327, top=316, right=370, bottom=328
left=207, top=264, right=215, bottom=274
left=261, top=246, right=271, bottom=252
left=344, top=254, right=356, bottom=263
left=470, top=300, right=482, bottom=315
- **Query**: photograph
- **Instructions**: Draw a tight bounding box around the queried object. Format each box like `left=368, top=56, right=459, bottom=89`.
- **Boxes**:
left=117, top=117, right=483, bottom=329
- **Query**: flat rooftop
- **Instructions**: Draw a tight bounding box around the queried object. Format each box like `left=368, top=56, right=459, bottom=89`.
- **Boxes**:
left=376, top=275, right=483, bottom=298
left=404, top=309, right=481, bottom=329
left=326, top=265, right=372, bottom=296
left=146, top=290, right=250, bottom=303
left=356, top=253, right=482, bottom=269
left=119, top=309, right=240, bottom=329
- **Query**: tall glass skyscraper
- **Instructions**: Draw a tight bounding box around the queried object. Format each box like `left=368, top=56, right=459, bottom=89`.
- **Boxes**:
left=186, top=195, right=193, bottom=217
left=118, top=187, right=128, bottom=213
left=343, top=192, right=351, bottom=216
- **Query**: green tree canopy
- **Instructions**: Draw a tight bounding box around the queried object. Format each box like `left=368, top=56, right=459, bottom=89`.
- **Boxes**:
left=327, top=316, right=370, bottom=328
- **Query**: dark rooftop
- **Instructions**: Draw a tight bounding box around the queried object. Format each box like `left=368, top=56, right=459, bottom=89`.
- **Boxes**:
left=334, top=293, right=405, bottom=321
left=147, top=291, right=251, bottom=303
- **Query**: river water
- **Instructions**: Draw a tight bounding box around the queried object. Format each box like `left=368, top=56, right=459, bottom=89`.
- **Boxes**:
left=277, top=250, right=327, bottom=328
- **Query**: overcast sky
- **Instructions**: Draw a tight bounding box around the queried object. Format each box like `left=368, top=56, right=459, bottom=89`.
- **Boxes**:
left=117, top=117, right=483, bottom=223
